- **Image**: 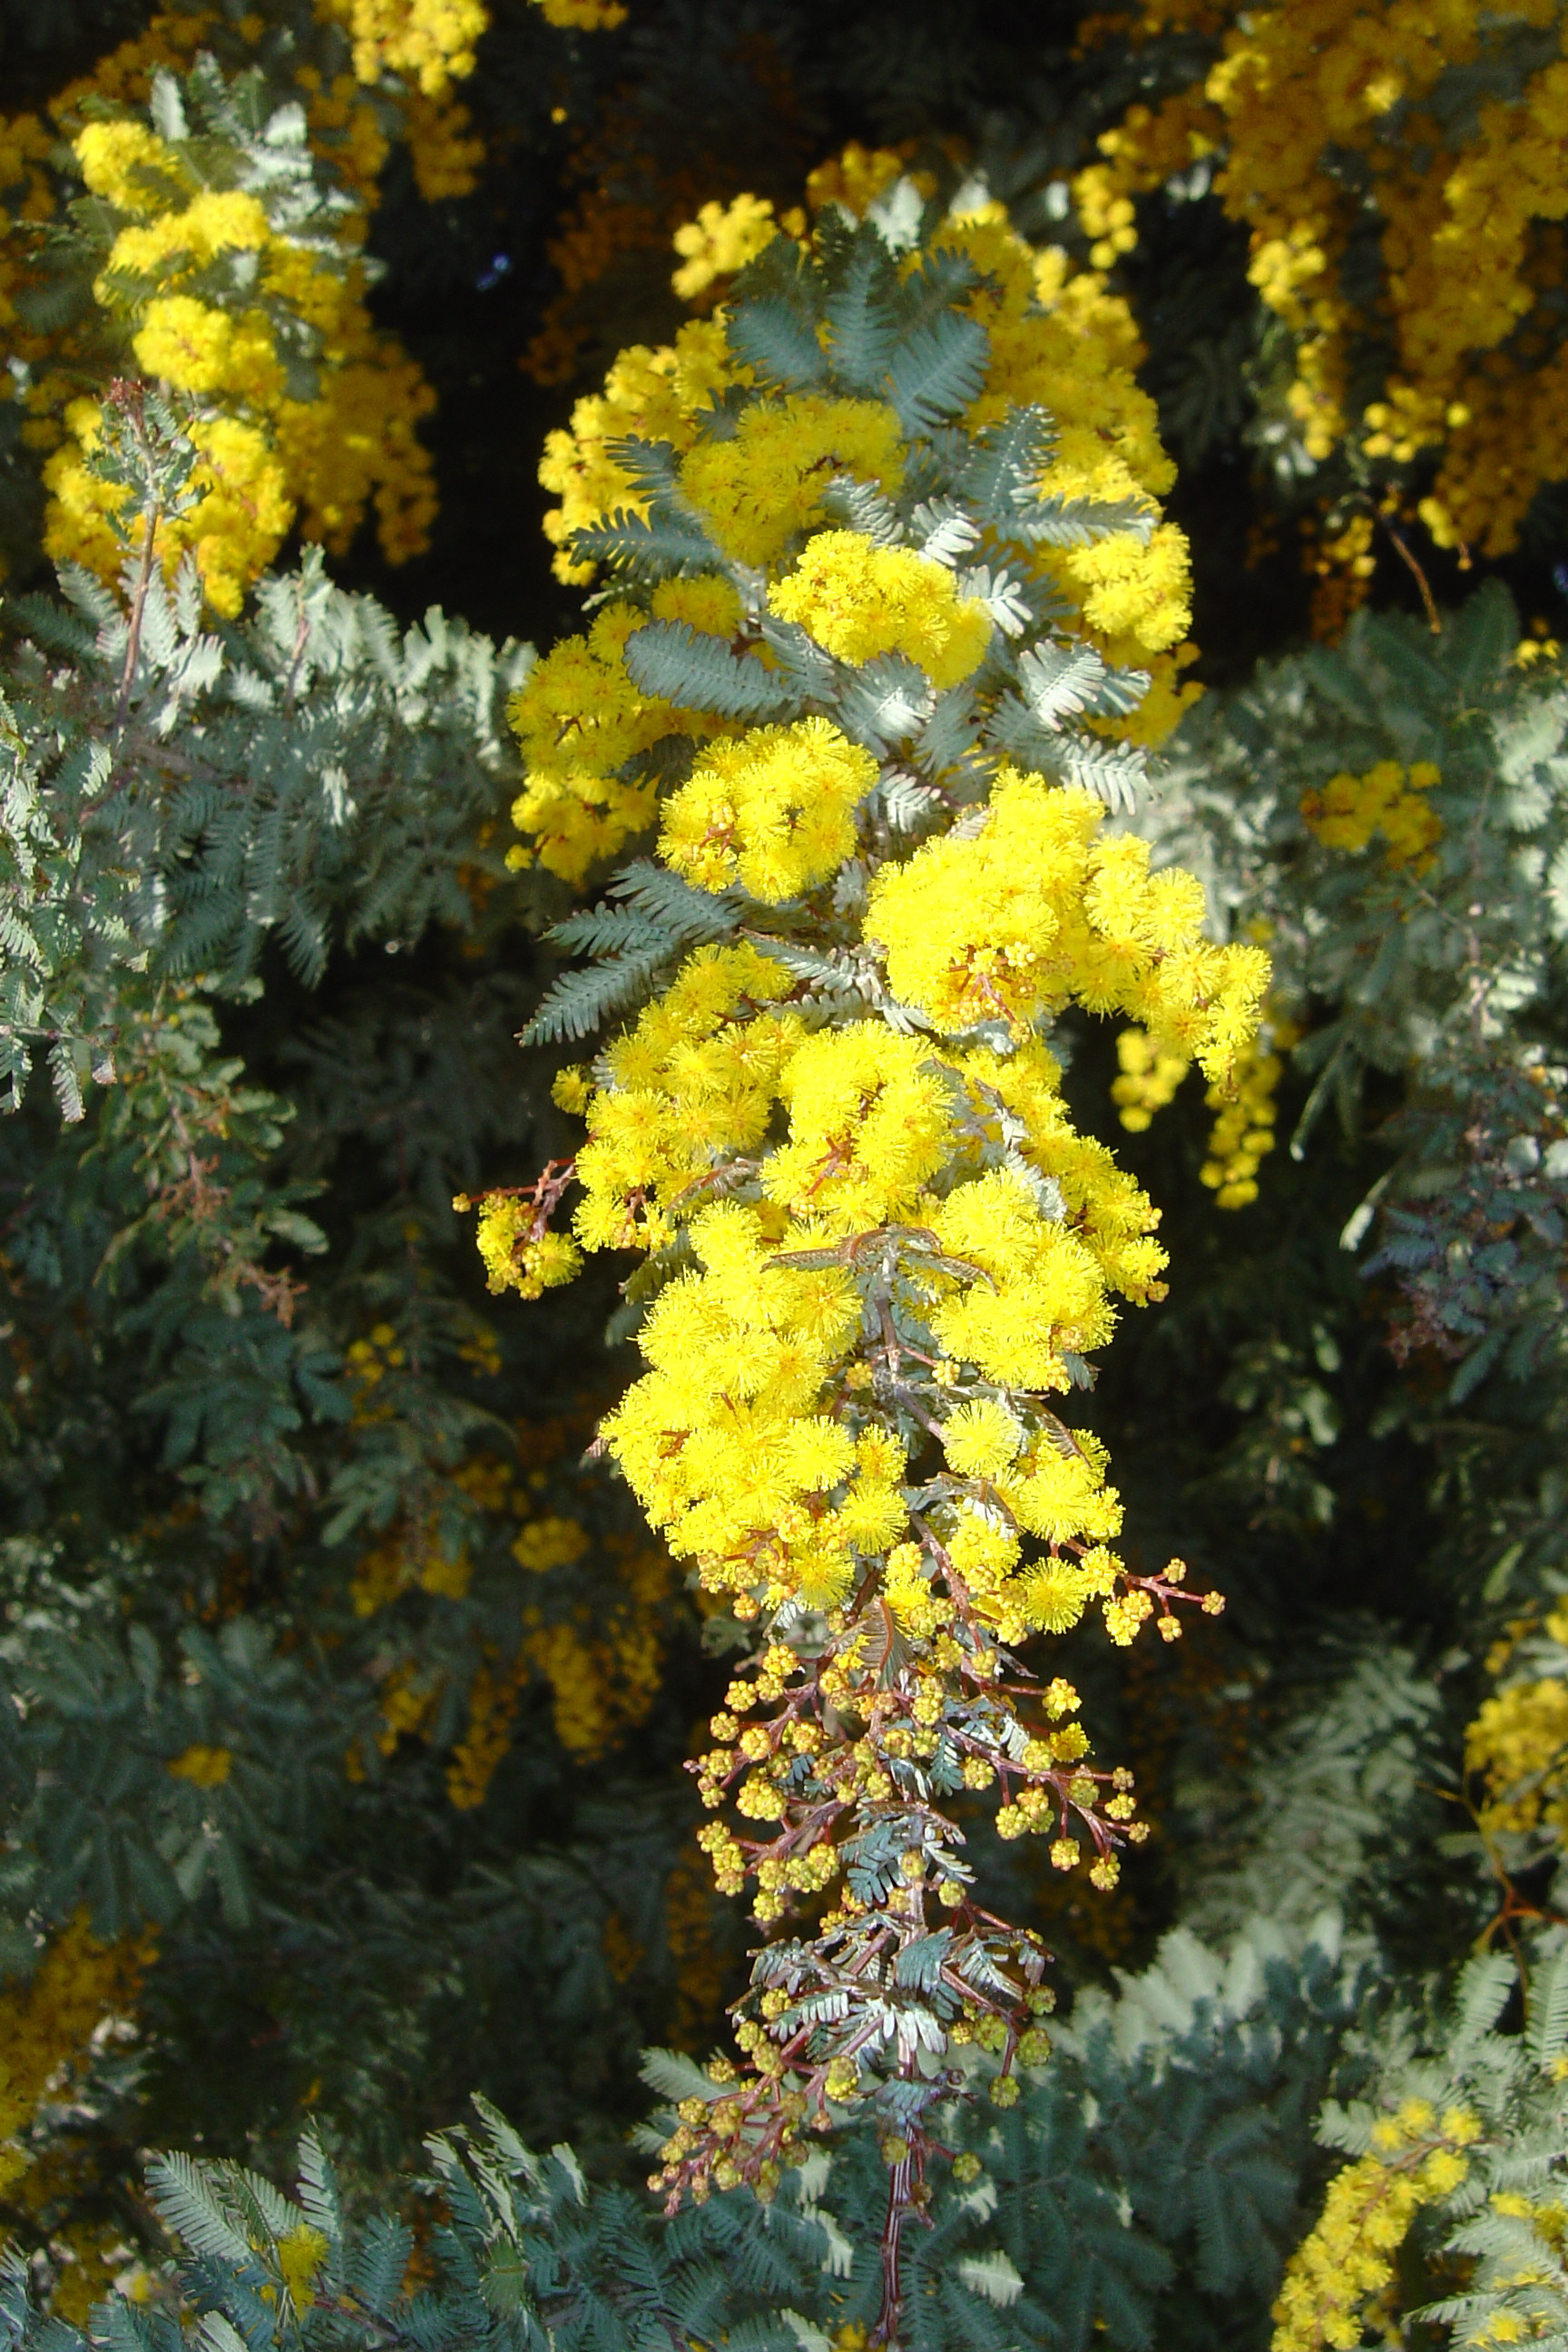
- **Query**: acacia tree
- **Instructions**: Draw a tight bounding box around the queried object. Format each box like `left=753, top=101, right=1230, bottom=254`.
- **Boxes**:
left=1, top=12, right=1568, bottom=2352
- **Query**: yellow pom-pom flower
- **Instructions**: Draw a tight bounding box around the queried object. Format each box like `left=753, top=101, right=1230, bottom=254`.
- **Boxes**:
left=671, top=194, right=781, bottom=301
left=770, top=530, right=993, bottom=687
left=661, top=720, right=878, bottom=902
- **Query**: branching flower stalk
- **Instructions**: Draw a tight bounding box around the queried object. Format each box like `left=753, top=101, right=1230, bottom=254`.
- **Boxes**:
left=468, top=179, right=1267, bottom=2346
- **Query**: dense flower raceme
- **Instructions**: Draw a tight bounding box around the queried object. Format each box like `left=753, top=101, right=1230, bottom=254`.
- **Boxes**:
left=533, top=180, right=1204, bottom=775
left=6, top=66, right=437, bottom=615
left=1270, top=2100, right=1479, bottom=2352
left=466, top=178, right=1264, bottom=2328
left=1075, top=0, right=1568, bottom=564
left=0, top=0, right=628, bottom=588
left=0, top=0, right=511, bottom=605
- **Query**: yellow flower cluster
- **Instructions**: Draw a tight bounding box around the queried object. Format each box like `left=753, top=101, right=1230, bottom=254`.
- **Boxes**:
left=1271, top=2100, right=1479, bottom=2352
left=345, top=1424, right=519, bottom=1613
left=661, top=720, right=878, bottom=901
left=522, top=1534, right=671, bottom=1758
left=770, top=531, right=994, bottom=688
left=44, top=2, right=487, bottom=198
left=0, top=1916, right=158, bottom=2319
left=1112, top=1003, right=1297, bottom=1210
left=583, top=1084, right=1217, bottom=1639
left=563, top=943, right=790, bottom=1253
left=446, top=1662, right=523, bottom=1808
left=531, top=0, right=627, bottom=23
left=0, top=1916, right=153, bottom=2200
left=322, top=0, right=488, bottom=93
left=804, top=142, right=912, bottom=219
left=1074, top=0, right=1568, bottom=561
left=936, top=201, right=1199, bottom=721
left=867, top=770, right=1266, bottom=1067
left=1303, top=511, right=1378, bottom=642
left=504, top=598, right=717, bottom=880
left=167, top=1742, right=234, bottom=1787
left=0, top=0, right=490, bottom=298
left=1112, top=1025, right=1190, bottom=1130
left=1201, top=1007, right=1298, bottom=1209
left=536, top=335, right=896, bottom=594
left=0, top=0, right=505, bottom=599
left=512, top=1511, right=591, bottom=1573
left=277, top=2224, right=331, bottom=2313
left=35, top=111, right=436, bottom=613
left=1475, top=2189, right=1568, bottom=2334
left=400, top=87, right=486, bottom=201
left=347, top=1417, right=676, bottom=1789
left=689, top=400, right=909, bottom=573
left=534, top=164, right=1200, bottom=741
left=474, top=1197, right=584, bottom=1297
left=1301, top=760, right=1443, bottom=873
left=287, top=30, right=484, bottom=205
left=671, top=193, right=789, bottom=302
left=481, top=175, right=1248, bottom=2249
left=1465, top=1607, right=1568, bottom=1841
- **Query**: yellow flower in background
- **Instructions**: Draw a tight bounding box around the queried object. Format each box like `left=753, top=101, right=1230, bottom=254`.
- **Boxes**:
left=0, top=0, right=484, bottom=605
left=1301, top=760, right=1443, bottom=873
left=512, top=1514, right=591, bottom=1573
left=1073, top=0, right=1568, bottom=571
left=671, top=192, right=782, bottom=300
left=1112, top=1026, right=1189, bottom=1130
left=324, top=0, right=489, bottom=93
left=167, top=1744, right=233, bottom=1787
left=0, top=1915, right=154, bottom=2214
left=531, top=0, right=626, bottom=24
left=1466, top=1677, right=1568, bottom=1840
left=805, top=143, right=907, bottom=219
left=1200, top=1004, right=1299, bottom=1210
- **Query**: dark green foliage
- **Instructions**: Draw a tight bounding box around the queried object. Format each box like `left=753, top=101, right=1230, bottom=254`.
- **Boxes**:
left=0, top=505, right=732, bottom=2202
left=0, top=1914, right=1376, bottom=2352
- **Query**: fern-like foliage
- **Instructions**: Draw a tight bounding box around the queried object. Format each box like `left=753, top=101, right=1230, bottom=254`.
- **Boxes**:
left=525, top=861, right=744, bottom=1044
left=1, top=544, right=527, bottom=1106
left=0, top=1903, right=1377, bottom=2352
